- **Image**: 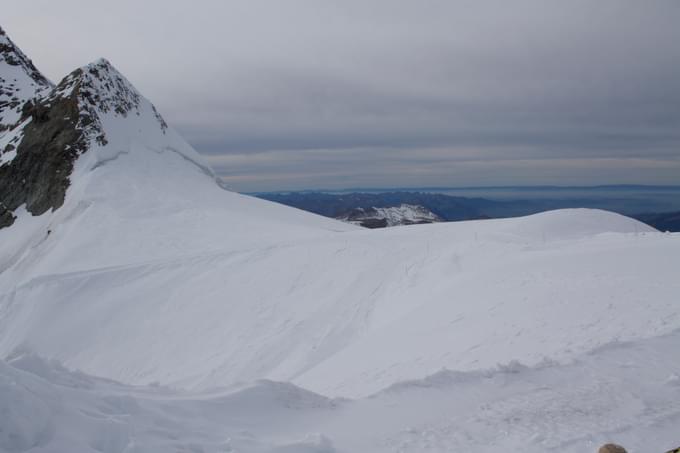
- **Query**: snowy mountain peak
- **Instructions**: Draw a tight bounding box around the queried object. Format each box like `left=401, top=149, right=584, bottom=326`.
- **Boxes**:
left=54, top=58, right=142, bottom=118
left=68, top=58, right=166, bottom=130
left=0, top=26, right=53, bottom=133
left=47, top=58, right=168, bottom=146
left=0, top=28, right=204, bottom=228
left=0, top=27, right=51, bottom=86
left=338, top=204, right=442, bottom=228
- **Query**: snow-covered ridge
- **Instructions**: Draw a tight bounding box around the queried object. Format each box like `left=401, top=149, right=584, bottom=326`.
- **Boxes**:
left=49, top=58, right=168, bottom=148
left=0, top=32, right=211, bottom=228
left=56, top=58, right=210, bottom=176
left=0, top=26, right=52, bottom=133
left=2, top=331, right=679, bottom=453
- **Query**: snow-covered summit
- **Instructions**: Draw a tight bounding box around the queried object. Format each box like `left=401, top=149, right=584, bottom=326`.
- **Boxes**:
left=338, top=204, right=442, bottom=228
left=0, top=25, right=356, bottom=276
left=0, top=26, right=53, bottom=133
left=48, top=58, right=169, bottom=146
left=0, top=47, right=212, bottom=228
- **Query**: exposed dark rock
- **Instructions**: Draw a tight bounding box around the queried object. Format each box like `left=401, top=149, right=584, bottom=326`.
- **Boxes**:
left=598, top=444, right=627, bottom=453
left=0, top=89, right=86, bottom=217
left=0, top=27, right=49, bottom=83
left=347, top=213, right=388, bottom=229
left=0, top=45, right=172, bottom=229
left=0, top=202, right=15, bottom=228
left=152, top=104, right=168, bottom=132
left=0, top=60, right=118, bottom=222
left=340, top=207, right=391, bottom=228
left=1, top=27, right=173, bottom=230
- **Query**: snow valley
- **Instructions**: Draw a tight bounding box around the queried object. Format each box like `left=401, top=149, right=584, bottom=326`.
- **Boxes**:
left=1, top=25, right=680, bottom=453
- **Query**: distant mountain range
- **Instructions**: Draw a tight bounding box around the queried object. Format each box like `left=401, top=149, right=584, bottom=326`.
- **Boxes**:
left=633, top=211, right=680, bottom=232
left=255, top=190, right=680, bottom=231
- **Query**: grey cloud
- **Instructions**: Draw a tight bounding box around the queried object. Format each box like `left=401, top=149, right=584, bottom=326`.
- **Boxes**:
left=206, top=144, right=680, bottom=191
left=4, top=0, right=680, bottom=190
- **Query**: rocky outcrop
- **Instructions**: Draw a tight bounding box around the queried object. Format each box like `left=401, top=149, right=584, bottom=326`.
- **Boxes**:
left=598, top=444, right=627, bottom=453
left=0, top=202, right=14, bottom=228
left=0, top=93, right=87, bottom=222
left=0, top=29, right=170, bottom=228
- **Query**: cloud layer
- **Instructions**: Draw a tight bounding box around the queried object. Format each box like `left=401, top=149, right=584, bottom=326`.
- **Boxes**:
left=6, top=1, right=680, bottom=190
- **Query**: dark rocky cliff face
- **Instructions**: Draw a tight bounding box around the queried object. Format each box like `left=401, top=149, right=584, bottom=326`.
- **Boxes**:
left=0, top=25, right=62, bottom=227
left=0, top=32, right=168, bottom=229
left=0, top=93, right=88, bottom=227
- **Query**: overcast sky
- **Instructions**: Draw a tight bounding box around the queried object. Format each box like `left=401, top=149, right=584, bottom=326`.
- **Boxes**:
left=5, top=1, right=680, bottom=191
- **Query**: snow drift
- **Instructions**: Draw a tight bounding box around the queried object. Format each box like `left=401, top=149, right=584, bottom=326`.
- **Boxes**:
left=1, top=331, right=679, bottom=453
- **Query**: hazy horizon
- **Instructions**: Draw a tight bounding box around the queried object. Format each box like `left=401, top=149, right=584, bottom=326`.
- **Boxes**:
left=246, top=183, right=680, bottom=193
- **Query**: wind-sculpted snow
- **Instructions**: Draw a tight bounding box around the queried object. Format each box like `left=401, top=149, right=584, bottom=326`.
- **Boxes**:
left=1, top=331, right=679, bottom=453
left=0, top=351, right=341, bottom=453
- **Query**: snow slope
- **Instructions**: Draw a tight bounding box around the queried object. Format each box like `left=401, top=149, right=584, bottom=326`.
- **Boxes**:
left=0, top=58, right=356, bottom=283
left=2, top=28, right=680, bottom=453
left=2, top=207, right=678, bottom=400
